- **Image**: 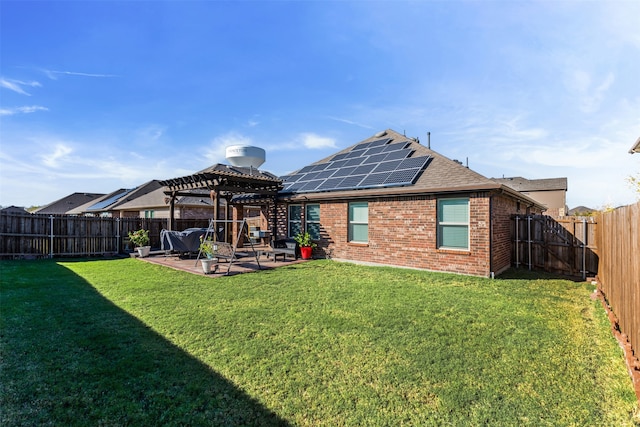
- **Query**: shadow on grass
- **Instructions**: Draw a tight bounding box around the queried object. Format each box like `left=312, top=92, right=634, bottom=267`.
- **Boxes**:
left=497, top=267, right=589, bottom=282
left=0, top=259, right=290, bottom=426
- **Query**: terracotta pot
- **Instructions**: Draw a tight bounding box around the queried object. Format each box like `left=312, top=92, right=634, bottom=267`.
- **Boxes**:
left=300, top=246, right=313, bottom=260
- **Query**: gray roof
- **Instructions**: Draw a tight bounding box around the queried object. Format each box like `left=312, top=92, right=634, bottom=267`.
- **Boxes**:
left=568, top=206, right=596, bottom=216
left=630, top=136, right=640, bottom=154
left=492, top=176, right=568, bottom=192
left=34, top=192, right=105, bottom=215
left=279, top=129, right=546, bottom=210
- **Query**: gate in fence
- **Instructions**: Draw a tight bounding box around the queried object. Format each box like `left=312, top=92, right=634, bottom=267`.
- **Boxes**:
left=512, top=215, right=598, bottom=279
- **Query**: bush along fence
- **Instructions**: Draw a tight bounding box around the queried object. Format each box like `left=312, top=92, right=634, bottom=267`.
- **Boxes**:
left=0, top=212, right=210, bottom=259
left=596, top=202, right=640, bottom=388
left=511, top=214, right=598, bottom=279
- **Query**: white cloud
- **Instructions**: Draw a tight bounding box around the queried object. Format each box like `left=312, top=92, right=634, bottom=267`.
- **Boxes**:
left=41, top=144, right=73, bottom=168
left=300, top=133, right=337, bottom=149
left=564, top=69, right=615, bottom=113
left=0, top=78, right=41, bottom=96
left=42, top=69, right=117, bottom=79
left=0, top=105, right=49, bottom=116
left=326, top=116, right=374, bottom=129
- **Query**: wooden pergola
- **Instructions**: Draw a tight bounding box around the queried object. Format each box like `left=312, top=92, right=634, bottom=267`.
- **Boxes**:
left=159, top=164, right=283, bottom=237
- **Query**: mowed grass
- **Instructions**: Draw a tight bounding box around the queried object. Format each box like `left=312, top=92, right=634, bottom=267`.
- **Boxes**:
left=1, top=259, right=638, bottom=426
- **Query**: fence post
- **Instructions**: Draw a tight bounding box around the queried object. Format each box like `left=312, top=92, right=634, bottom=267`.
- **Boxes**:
left=116, top=217, right=121, bottom=254
left=49, top=215, right=54, bottom=259
left=527, top=215, right=532, bottom=270
left=582, top=218, right=586, bottom=280
left=515, top=215, right=519, bottom=268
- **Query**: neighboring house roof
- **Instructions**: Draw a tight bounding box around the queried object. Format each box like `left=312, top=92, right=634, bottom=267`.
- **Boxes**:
left=279, top=129, right=546, bottom=210
left=113, top=182, right=217, bottom=211
left=34, top=192, right=105, bottom=215
left=108, top=180, right=164, bottom=210
left=1, top=205, right=28, bottom=214
left=83, top=188, right=133, bottom=213
left=630, top=136, right=640, bottom=154
left=568, top=206, right=596, bottom=216
left=492, top=176, right=568, bottom=192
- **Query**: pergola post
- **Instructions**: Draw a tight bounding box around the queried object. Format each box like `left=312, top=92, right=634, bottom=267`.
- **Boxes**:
left=168, top=193, right=176, bottom=231
left=211, top=189, right=220, bottom=241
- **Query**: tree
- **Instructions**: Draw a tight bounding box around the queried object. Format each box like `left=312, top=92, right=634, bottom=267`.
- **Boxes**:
left=627, top=172, right=640, bottom=200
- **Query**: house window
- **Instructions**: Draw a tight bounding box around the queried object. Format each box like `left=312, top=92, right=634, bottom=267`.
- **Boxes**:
left=144, top=210, right=155, bottom=219
left=348, top=202, right=368, bottom=243
left=305, top=204, right=320, bottom=240
left=437, top=198, right=469, bottom=250
left=288, top=205, right=302, bottom=237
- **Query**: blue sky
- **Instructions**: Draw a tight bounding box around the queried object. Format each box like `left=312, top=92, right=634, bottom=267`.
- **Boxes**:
left=1, top=0, right=638, bottom=210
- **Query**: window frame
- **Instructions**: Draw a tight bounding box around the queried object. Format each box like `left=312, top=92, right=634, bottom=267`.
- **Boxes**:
left=348, top=201, right=369, bottom=243
left=288, top=204, right=302, bottom=238
left=305, top=204, right=321, bottom=240
left=437, top=197, right=470, bottom=250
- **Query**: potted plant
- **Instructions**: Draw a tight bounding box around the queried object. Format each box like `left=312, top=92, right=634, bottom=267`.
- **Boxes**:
left=293, top=231, right=317, bottom=260
left=128, top=229, right=150, bottom=258
left=199, top=236, right=218, bottom=274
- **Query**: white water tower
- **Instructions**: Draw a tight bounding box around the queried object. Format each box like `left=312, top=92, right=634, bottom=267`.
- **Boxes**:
left=225, top=145, right=266, bottom=169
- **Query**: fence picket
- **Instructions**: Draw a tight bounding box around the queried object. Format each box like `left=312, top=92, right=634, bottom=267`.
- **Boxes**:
left=0, top=212, right=210, bottom=258
left=596, top=202, right=639, bottom=369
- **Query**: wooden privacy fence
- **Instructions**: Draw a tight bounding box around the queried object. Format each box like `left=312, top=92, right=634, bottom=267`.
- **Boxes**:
left=0, top=212, right=210, bottom=258
left=596, top=202, right=639, bottom=369
left=512, top=215, right=598, bottom=278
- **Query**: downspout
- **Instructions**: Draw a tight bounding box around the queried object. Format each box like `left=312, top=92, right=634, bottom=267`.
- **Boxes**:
left=489, top=193, right=494, bottom=278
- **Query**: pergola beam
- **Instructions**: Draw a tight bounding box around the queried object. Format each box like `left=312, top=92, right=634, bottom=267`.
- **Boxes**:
left=159, top=164, right=283, bottom=231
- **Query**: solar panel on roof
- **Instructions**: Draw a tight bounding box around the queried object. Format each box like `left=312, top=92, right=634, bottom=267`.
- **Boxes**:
left=363, top=153, right=389, bottom=165
left=363, top=145, right=387, bottom=156
left=396, top=156, right=431, bottom=170
left=366, top=138, right=391, bottom=148
left=340, top=175, right=366, bottom=188
left=383, top=148, right=413, bottom=161
left=327, top=159, right=350, bottom=170
left=353, top=164, right=376, bottom=175
left=315, top=169, right=337, bottom=179
left=279, top=138, right=432, bottom=194
left=343, top=157, right=365, bottom=167
left=329, top=166, right=358, bottom=178
left=331, top=152, right=351, bottom=162
left=283, top=174, right=303, bottom=182
left=298, top=180, right=324, bottom=191
left=385, top=168, right=421, bottom=185
left=87, top=189, right=133, bottom=210
left=358, top=173, right=388, bottom=187
left=316, top=177, right=345, bottom=190
left=372, top=159, right=403, bottom=173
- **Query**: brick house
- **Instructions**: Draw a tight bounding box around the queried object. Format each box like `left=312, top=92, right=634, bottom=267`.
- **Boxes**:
left=275, top=129, right=545, bottom=277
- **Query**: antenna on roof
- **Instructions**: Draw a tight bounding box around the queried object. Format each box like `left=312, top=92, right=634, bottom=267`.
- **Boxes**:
left=427, top=132, right=431, bottom=149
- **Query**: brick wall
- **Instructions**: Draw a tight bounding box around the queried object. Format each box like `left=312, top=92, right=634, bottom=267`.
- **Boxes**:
left=280, top=193, right=498, bottom=277
left=490, top=194, right=516, bottom=275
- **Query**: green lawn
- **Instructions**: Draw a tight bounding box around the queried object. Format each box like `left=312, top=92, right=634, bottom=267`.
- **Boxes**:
left=1, top=259, right=638, bottom=426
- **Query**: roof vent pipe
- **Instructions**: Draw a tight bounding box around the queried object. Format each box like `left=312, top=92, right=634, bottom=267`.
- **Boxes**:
left=427, top=132, right=431, bottom=149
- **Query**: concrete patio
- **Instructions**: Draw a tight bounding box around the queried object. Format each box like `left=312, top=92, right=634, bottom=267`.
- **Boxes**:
left=137, top=247, right=306, bottom=277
